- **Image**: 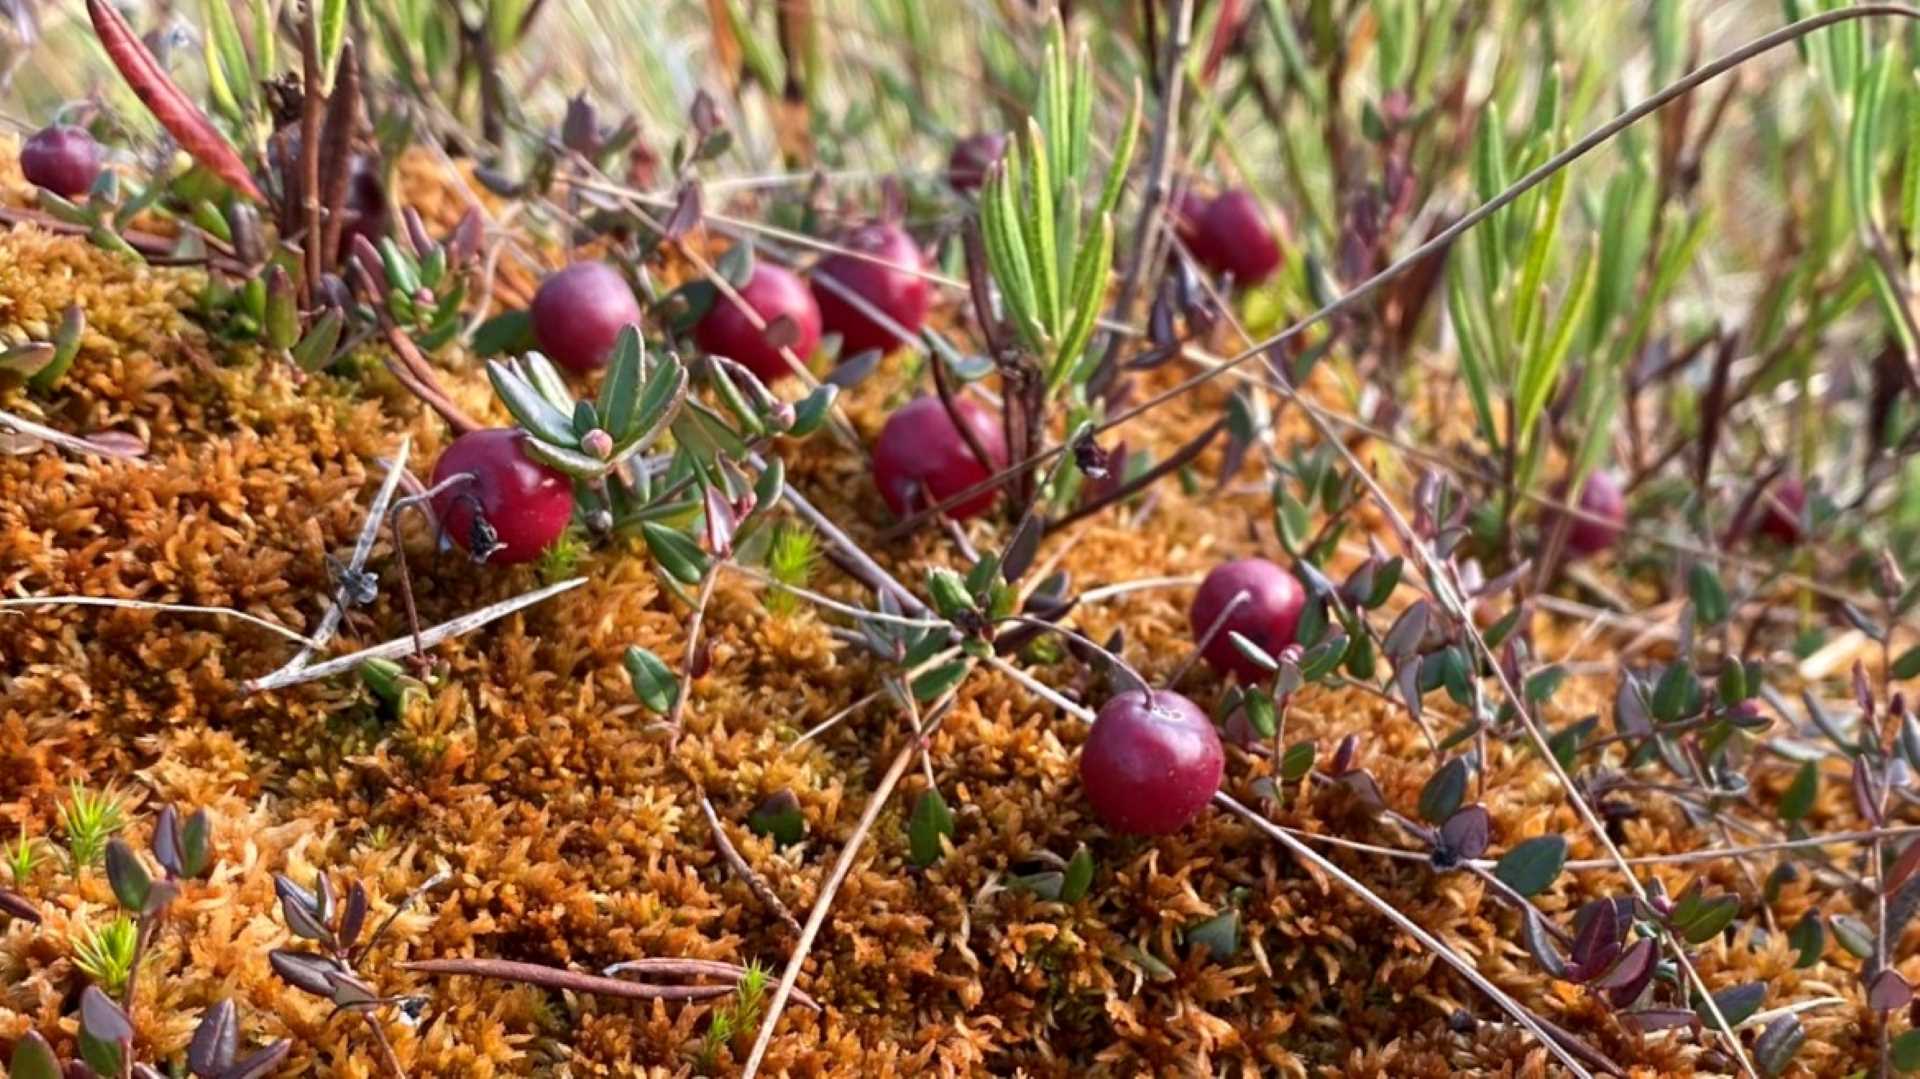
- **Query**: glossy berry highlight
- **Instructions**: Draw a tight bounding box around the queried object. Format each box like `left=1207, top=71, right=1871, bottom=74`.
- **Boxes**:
left=1189, top=558, right=1306, bottom=680
left=811, top=222, right=931, bottom=359
left=694, top=262, right=823, bottom=383
left=1079, top=689, right=1224, bottom=836
left=531, top=261, right=643, bottom=374
left=872, top=395, right=1007, bottom=521
left=430, top=429, right=575, bottom=565
left=22, top=124, right=103, bottom=198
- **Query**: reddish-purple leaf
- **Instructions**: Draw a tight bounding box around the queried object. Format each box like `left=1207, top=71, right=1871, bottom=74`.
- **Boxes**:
left=663, top=181, right=702, bottom=240
left=1522, top=908, right=1568, bottom=979
left=0, top=886, right=41, bottom=923
left=1438, top=805, right=1490, bottom=863
left=1887, top=839, right=1920, bottom=896
left=188, top=999, right=237, bottom=1077
left=1332, top=733, right=1360, bottom=775
left=79, top=985, right=132, bottom=1045
left=85, top=0, right=263, bottom=202
left=1854, top=756, right=1884, bottom=827
left=220, top=1041, right=291, bottom=1079
left=1870, top=968, right=1914, bottom=1012
left=1597, top=933, right=1658, bottom=990
left=1569, top=899, right=1621, bottom=981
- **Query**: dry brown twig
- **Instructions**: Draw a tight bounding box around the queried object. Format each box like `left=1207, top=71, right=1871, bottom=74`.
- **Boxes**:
left=699, top=795, right=803, bottom=936
left=244, top=577, right=587, bottom=692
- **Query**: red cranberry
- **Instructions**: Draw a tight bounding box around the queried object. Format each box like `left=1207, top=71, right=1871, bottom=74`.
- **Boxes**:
left=1079, top=689, right=1224, bottom=835
left=947, top=132, right=1008, bottom=192
left=1189, top=558, right=1306, bottom=680
left=872, top=395, right=1007, bottom=521
left=1187, top=189, right=1282, bottom=285
left=430, top=429, right=574, bottom=565
left=693, top=262, right=822, bottom=384
left=811, top=223, right=931, bottom=358
left=1756, top=475, right=1808, bottom=545
left=531, top=261, right=643, bottom=373
left=21, top=124, right=102, bottom=198
left=1557, top=471, right=1626, bottom=557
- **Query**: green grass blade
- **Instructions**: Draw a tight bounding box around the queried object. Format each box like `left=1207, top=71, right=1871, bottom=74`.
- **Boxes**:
left=1024, top=118, right=1061, bottom=337
left=1515, top=243, right=1598, bottom=448
left=1447, top=253, right=1501, bottom=451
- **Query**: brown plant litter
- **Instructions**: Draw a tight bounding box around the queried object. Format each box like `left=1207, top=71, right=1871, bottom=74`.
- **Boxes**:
left=0, top=151, right=1901, bottom=1078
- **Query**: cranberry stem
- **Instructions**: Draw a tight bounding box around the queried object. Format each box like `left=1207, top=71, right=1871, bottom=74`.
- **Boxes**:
left=1169, top=587, right=1251, bottom=689
left=383, top=326, right=480, bottom=435
left=1048, top=417, right=1226, bottom=534
left=662, top=561, right=723, bottom=744
left=697, top=795, right=802, bottom=936
left=297, top=6, right=325, bottom=307
left=998, top=614, right=1152, bottom=700
left=362, top=1012, right=407, bottom=1079
left=928, top=332, right=1000, bottom=480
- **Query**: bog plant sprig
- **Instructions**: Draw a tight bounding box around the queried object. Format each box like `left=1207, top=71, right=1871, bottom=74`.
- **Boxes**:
left=270, top=869, right=447, bottom=1076
left=977, top=17, right=1140, bottom=396
left=61, top=783, right=127, bottom=869
left=70, top=915, right=139, bottom=996
left=6, top=987, right=289, bottom=1079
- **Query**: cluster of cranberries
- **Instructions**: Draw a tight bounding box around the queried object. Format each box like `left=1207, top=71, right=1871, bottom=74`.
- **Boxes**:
left=1078, top=558, right=1308, bottom=836
left=1550, top=469, right=1807, bottom=561
left=688, top=223, right=931, bottom=385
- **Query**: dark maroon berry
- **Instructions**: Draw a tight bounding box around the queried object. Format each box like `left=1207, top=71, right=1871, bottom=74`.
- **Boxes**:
left=1755, top=475, right=1808, bottom=545
left=1079, top=689, right=1224, bottom=835
left=531, top=261, right=643, bottom=373
left=811, top=223, right=931, bottom=358
left=693, top=262, right=822, bottom=383
left=22, top=124, right=102, bottom=198
left=1189, top=558, right=1306, bottom=680
left=1187, top=188, right=1282, bottom=285
left=1556, top=471, right=1626, bottom=558
left=947, top=132, right=1008, bottom=193
left=430, top=429, right=574, bottom=565
left=872, top=395, right=1007, bottom=521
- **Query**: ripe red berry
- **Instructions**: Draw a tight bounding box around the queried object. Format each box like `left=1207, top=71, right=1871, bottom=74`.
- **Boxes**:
left=872, top=395, right=1007, bottom=521
left=531, top=261, right=642, bottom=373
left=1557, top=471, right=1626, bottom=558
left=811, top=223, right=931, bottom=358
left=21, top=124, right=102, bottom=198
left=694, top=262, right=822, bottom=384
left=1079, top=689, right=1224, bottom=835
left=1755, top=475, right=1808, bottom=545
left=947, top=132, right=1007, bottom=192
left=1189, top=558, right=1306, bottom=680
left=1186, top=188, right=1282, bottom=285
left=430, top=428, right=575, bottom=565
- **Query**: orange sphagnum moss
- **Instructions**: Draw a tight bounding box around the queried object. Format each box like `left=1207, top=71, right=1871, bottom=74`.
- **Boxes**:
left=0, top=149, right=1900, bottom=1079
